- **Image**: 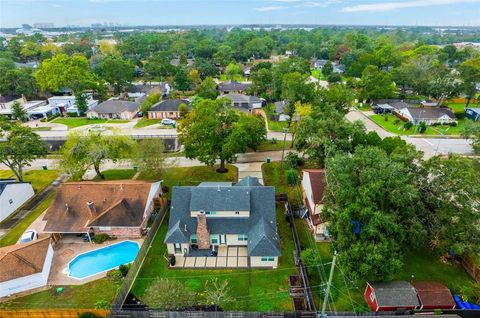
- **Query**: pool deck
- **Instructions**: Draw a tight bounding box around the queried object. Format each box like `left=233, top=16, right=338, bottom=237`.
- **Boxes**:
left=48, top=238, right=143, bottom=285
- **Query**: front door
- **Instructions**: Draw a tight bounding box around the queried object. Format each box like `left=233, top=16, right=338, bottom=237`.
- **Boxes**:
left=220, top=234, right=226, bottom=245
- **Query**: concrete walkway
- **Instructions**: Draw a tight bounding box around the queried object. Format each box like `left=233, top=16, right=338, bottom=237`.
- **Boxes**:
left=234, top=162, right=264, bottom=184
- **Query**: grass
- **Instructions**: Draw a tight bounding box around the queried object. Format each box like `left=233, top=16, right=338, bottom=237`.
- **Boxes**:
left=370, top=114, right=467, bottom=136
left=249, top=139, right=293, bottom=153
left=131, top=205, right=296, bottom=311
left=219, top=74, right=246, bottom=82
left=106, top=120, right=130, bottom=124
left=52, top=118, right=108, bottom=129
left=0, top=193, right=55, bottom=247
left=311, top=69, right=326, bottom=80
left=94, top=169, right=136, bottom=180
left=0, top=170, right=59, bottom=193
left=31, top=127, right=52, bottom=131
left=267, top=118, right=289, bottom=132
left=0, top=278, right=121, bottom=309
left=138, top=165, right=238, bottom=199
left=134, top=118, right=161, bottom=128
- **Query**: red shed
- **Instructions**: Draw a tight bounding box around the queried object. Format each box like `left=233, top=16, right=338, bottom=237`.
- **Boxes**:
left=364, top=281, right=419, bottom=312
left=411, top=281, right=456, bottom=310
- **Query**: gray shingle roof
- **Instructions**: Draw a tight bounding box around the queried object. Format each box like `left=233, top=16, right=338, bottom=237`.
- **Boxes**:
left=219, top=94, right=261, bottom=104
left=370, top=281, right=420, bottom=307
left=405, top=107, right=456, bottom=120
left=274, top=100, right=288, bottom=114
left=236, top=176, right=263, bottom=187
left=165, top=177, right=280, bottom=256
left=149, top=99, right=189, bottom=112
left=218, top=81, right=250, bottom=92
left=89, top=99, right=139, bottom=114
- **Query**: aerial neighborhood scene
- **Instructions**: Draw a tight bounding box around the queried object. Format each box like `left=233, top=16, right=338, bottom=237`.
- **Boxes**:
left=0, top=0, right=480, bottom=317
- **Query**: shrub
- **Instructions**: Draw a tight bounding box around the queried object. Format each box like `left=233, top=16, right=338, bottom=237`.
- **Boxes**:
left=119, top=263, right=131, bottom=277
left=106, top=269, right=122, bottom=281
left=94, top=300, right=111, bottom=309
left=449, top=121, right=457, bottom=127
left=418, top=121, right=427, bottom=133
left=404, top=121, right=413, bottom=130
left=394, top=119, right=400, bottom=125
left=285, top=152, right=300, bottom=169
left=92, top=233, right=111, bottom=244
left=78, top=312, right=101, bottom=318
left=285, top=169, right=299, bottom=186
left=66, top=112, right=79, bottom=117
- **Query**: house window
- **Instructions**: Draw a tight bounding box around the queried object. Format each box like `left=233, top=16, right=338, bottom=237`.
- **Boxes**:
left=211, top=238, right=218, bottom=244
left=370, top=291, right=375, bottom=302
left=235, top=211, right=240, bottom=215
left=238, top=234, right=248, bottom=241
left=205, top=211, right=217, bottom=215
left=190, top=234, right=197, bottom=244
left=174, top=243, right=182, bottom=253
left=261, top=257, right=274, bottom=262
left=8, top=199, right=13, bottom=204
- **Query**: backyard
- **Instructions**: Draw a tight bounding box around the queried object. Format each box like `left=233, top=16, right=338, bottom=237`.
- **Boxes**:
left=131, top=205, right=296, bottom=311
left=267, top=118, right=289, bottom=133
left=0, top=170, right=59, bottom=193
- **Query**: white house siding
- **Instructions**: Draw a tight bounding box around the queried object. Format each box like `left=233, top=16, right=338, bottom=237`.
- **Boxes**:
left=250, top=256, right=278, bottom=268
left=167, top=243, right=190, bottom=255
left=225, top=234, right=248, bottom=246
left=302, top=173, right=317, bottom=214
left=0, top=243, right=53, bottom=298
left=0, top=183, right=34, bottom=223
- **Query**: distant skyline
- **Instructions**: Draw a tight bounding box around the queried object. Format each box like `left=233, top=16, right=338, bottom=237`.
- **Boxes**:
left=1, top=0, right=479, bottom=28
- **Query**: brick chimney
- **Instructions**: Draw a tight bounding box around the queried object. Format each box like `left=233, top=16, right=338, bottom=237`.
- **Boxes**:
left=196, top=211, right=210, bottom=249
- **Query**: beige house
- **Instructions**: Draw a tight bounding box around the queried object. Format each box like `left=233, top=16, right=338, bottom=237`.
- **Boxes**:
left=164, top=177, right=281, bottom=269
left=301, top=169, right=330, bottom=242
left=86, top=99, right=139, bottom=120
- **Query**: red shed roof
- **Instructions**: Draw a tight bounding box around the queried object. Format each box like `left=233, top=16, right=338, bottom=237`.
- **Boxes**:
left=411, top=281, right=455, bottom=309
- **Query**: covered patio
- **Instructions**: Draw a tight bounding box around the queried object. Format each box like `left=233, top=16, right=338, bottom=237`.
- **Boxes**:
left=171, top=246, right=249, bottom=268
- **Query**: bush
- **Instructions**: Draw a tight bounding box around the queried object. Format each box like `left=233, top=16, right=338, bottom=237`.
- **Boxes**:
left=394, top=119, right=400, bottom=125
left=449, top=121, right=457, bottom=127
left=418, top=121, right=427, bottom=133
left=78, top=312, right=101, bottom=318
left=285, top=152, right=304, bottom=169
left=106, top=269, right=122, bottom=281
left=404, top=121, right=413, bottom=130
left=119, top=263, right=131, bottom=277
left=285, top=169, right=299, bottom=186
left=66, top=112, right=79, bottom=117
left=92, top=233, right=111, bottom=244
left=94, top=300, right=111, bottom=309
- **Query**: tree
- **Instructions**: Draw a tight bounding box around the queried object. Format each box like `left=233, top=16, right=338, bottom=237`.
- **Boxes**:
left=224, top=62, right=243, bottom=80
left=133, top=138, right=169, bottom=179
left=0, top=68, right=38, bottom=99
left=322, top=61, right=333, bottom=77
left=462, top=121, right=480, bottom=154
left=199, top=278, right=232, bottom=311
left=281, top=72, right=315, bottom=105
left=59, top=132, right=135, bottom=180
left=140, top=92, right=161, bottom=113
left=458, top=57, right=480, bottom=107
left=75, top=93, right=88, bottom=116
left=213, top=45, right=234, bottom=67
left=174, top=67, right=192, bottom=92
left=327, top=73, right=342, bottom=83
left=143, top=278, right=196, bottom=310
left=359, top=65, right=396, bottom=101
left=195, top=77, right=218, bottom=100
left=178, top=103, right=189, bottom=118
left=323, top=146, right=425, bottom=281
left=11, top=101, right=28, bottom=122
left=0, top=124, right=47, bottom=182
left=420, top=156, right=480, bottom=256
left=94, top=55, right=135, bottom=95
left=179, top=99, right=266, bottom=172
left=194, top=58, right=219, bottom=79
left=250, top=68, right=273, bottom=99
left=188, top=68, right=201, bottom=87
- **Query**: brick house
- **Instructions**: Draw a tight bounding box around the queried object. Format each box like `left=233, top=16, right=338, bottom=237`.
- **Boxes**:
left=42, top=181, right=162, bottom=239
left=147, top=99, right=190, bottom=120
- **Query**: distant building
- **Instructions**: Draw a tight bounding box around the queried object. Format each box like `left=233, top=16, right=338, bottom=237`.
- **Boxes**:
left=218, top=94, right=263, bottom=113
left=218, top=80, right=250, bottom=94
left=48, top=93, right=98, bottom=116
left=33, top=22, right=54, bottom=29
left=395, top=107, right=457, bottom=125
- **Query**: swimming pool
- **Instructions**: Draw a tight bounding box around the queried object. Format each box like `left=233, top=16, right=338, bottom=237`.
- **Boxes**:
left=67, top=240, right=140, bottom=279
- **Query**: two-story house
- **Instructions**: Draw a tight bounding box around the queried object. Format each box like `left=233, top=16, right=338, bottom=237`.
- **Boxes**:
left=301, top=169, right=330, bottom=242
left=164, top=177, right=281, bottom=269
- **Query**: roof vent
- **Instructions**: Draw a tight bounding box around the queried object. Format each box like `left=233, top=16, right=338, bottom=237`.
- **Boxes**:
left=217, top=185, right=221, bottom=192
left=184, top=224, right=187, bottom=232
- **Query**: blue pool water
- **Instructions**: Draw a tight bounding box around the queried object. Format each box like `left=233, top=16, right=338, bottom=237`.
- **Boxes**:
left=68, top=241, right=140, bottom=279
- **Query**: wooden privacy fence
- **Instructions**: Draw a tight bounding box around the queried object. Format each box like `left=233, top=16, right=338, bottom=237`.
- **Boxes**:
left=111, top=201, right=170, bottom=310
left=462, top=255, right=480, bottom=283
left=0, top=309, right=109, bottom=318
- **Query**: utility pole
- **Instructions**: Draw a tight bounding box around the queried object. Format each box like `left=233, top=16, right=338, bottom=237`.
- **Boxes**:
left=321, top=250, right=337, bottom=318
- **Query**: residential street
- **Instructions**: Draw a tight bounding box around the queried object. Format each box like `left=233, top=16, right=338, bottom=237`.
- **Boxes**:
left=346, top=108, right=473, bottom=158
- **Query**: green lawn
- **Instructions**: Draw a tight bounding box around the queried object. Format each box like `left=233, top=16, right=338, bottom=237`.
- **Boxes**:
left=262, top=161, right=307, bottom=207
left=250, top=139, right=293, bottom=152
left=267, top=118, right=289, bottom=132
left=0, top=170, right=59, bottom=193
left=219, top=74, right=246, bottom=82
left=134, top=118, right=161, bottom=128
left=0, top=278, right=121, bottom=309
left=138, top=165, right=238, bottom=199
left=94, top=169, right=136, bottom=180
left=53, top=118, right=108, bottom=129
left=0, top=193, right=55, bottom=247
left=311, top=69, right=326, bottom=80
left=131, top=206, right=296, bottom=311
left=370, top=114, right=467, bottom=136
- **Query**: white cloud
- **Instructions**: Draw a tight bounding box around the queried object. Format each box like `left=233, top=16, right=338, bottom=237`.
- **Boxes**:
left=255, top=5, right=288, bottom=11
left=342, top=0, right=480, bottom=13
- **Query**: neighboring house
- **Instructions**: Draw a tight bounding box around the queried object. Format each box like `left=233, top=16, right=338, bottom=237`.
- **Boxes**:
left=218, top=81, right=250, bottom=94
left=0, top=96, right=25, bottom=117
left=465, top=107, right=480, bottom=121
left=411, top=281, right=456, bottom=310
left=164, top=177, right=281, bottom=268
left=395, top=107, right=457, bottom=125
left=126, top=83, right=171, bottom=99
left=0, top=237, right=54, bottom=298
left=301, top=170, right=329, bottom=242
left=313, top=59, right=328, bottom=70
left=47, top=93, right=98, bottom=116
left=148, top=99, right=190, bottom=120
left=273, top=100, right=291, bottom=122
left=0, top=179, right=34, bottom=223
left=14, top=61, right=40, bottom=69
left=86, top=99, right=139, bottom=120
left=0, top=96, right=54, bottom=119
left=219, top=94, right=263, bottom=113
left=364, top=281, right=420, bottom=312
left=42, top=181, right=162, bottom=238
left=243, top=66, right=251, bottom=78
left=372, top=100, right=416, bottom=112
left=420, top=100, right=439, bottom=107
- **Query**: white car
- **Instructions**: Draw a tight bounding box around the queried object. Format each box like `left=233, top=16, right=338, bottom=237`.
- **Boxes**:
left=161, top=118, right=176, bottom=126
left=19, top=230, right=38, bottom=243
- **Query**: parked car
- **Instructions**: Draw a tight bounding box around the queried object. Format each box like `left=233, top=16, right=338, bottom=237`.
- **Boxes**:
left=161, top=118, right=176, bottom=126
left=19, top=230, right=38, bottom=243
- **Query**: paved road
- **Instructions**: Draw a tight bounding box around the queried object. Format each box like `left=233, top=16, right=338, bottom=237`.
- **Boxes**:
left=346, top=108, right=473, bottom=158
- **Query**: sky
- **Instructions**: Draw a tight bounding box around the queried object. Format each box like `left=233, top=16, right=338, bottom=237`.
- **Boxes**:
left=0, top=0, right=479, bottom=28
